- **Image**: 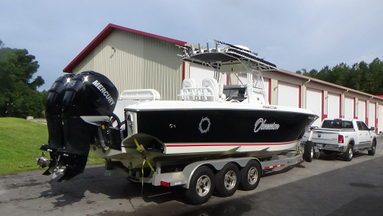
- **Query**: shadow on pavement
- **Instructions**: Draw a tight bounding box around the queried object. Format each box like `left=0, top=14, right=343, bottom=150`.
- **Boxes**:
left=40, top=165, right=187, bottom=208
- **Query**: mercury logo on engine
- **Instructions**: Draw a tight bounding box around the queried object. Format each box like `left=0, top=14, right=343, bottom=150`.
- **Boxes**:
left=254, top=118, right=280, bottom=133
left=92, top=80, right=116, bottom=106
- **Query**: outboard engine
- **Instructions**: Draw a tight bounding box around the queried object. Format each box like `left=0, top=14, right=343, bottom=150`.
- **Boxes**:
left=45, top=74, right=75, bottom=150
left=38, top=71, right=119, bottom=181
left=38, top=74, right=74, bottom=174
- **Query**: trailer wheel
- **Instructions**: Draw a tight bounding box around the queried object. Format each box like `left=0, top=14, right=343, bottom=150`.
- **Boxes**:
left=215, top=163, right=239, bottom=197
left=239, top=160, right=261, bottom=191
left=343, top=144, right=354, bottom=161
left=368, top=139, right=377, bottom=156
left=185, top=166, right=215, bottom=205
left=304, top=141, right=314, bottom=162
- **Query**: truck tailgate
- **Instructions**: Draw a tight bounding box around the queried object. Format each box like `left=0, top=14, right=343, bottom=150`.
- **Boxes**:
left=311, top=129, right=342, bottom=145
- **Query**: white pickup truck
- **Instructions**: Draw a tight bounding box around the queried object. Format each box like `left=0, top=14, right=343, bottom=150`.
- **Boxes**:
left=308, top=118, right=377, bottom=161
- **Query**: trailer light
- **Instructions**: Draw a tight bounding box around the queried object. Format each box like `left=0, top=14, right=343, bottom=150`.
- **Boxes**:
left=338, top=135, right=344, bottom=143
left=161, top=181, right=171, bottom=187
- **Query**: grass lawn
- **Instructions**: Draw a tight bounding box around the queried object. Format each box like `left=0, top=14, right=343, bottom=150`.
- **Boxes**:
left=0, top=117, right=104, bottom=175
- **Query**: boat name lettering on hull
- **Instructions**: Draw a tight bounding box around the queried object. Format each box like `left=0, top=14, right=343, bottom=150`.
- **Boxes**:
left=254, top=118, right=280, bottom=133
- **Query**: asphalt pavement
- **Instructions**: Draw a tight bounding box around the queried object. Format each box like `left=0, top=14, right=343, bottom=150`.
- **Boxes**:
left=1, top=137, right=382, bottom=216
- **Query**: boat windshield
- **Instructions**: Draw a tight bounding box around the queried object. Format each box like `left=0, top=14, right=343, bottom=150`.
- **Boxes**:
left=221, top=69, right=267, bottom=103
left=223, top=85, right=247, bottom=101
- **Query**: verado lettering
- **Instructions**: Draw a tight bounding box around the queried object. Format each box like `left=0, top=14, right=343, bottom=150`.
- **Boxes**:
left=92, top=80, right=116, bottom=106
left=254, top=118, right=280, bottom=133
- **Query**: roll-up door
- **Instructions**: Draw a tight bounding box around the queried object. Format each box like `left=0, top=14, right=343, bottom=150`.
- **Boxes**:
left=344, top=97, right=354, bottom=119
left=378, top=104, right=383, bottom=133
left=190, top=65, right=214, bottom=85
left=328, top=93, right=340, bottom=118
left=368, top=102, right=375, bottom=127
left=357, top=100, right=366, bottom=122
left=278, top=82, right=299, bottom=108
left=306, top=88, right=322, bottom=126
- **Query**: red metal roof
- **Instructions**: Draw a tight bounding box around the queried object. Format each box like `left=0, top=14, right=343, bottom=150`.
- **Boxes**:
left=63, top=23, right=187, bottom=73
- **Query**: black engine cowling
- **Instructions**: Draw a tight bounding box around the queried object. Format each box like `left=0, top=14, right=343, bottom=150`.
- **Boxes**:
left=42, top=73, right=75, bottom=152
left=41, top=71, right=119, bottom=181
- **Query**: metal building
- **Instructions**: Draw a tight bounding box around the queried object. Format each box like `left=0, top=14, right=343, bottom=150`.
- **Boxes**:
left=259, top=69, right=383, bottom=130
left=63, top=23, right=187, bottom=100
left=63, top=23, right=383, bottom=132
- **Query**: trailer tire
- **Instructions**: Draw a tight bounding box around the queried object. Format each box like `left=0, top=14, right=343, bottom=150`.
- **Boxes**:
left=215, top=163, right=239, bottom=197
left=368, top=139, right=377, bottom=156
left=239, top=160, right=261, bottom=191
left=343, top=144, right=353, bottom=161
left=185, top=166, right=215, bottom=205
left=304, top=141, right=314, bottom=162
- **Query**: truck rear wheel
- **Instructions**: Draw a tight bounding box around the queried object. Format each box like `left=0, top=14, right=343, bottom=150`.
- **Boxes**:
left=215, top=163, right=239, bottom=197
left=343, top=144, right=353, bottom=161
left=368, top=140, right=377, bottom=156
left=239, top=160, right=261, bottom=191
left=185, top=166, right=215, bottom=205
left=304, top=141, right=314, bottom=162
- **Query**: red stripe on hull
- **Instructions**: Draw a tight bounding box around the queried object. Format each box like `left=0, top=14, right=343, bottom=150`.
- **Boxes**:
left=165, top=140, right=299, bottom=147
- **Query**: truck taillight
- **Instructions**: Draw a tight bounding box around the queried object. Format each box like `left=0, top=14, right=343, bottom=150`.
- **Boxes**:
left=161, top=181, right=171, bottom=187
left=338, top=135, right=344, bottom=143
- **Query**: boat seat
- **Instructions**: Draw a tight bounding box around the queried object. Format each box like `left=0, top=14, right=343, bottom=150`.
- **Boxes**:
left=179, top=78, right=220, bottom=101
left=180, top=79, right=197, bottom=101
left=202, top=78, right=219, bottom=101
left=182, top=79, right=197, bottom=89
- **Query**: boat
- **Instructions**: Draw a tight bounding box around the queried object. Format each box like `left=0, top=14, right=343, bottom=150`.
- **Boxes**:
left=37, top=40, right=318, bottom=182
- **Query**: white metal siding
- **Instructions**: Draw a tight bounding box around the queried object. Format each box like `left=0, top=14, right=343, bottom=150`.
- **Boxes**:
left=327, top=94, right=340, bottom=118
left=278, top=82, right=299, bottom=108
left=344, top=97, right=354, bottom=119
left=306, top=89, right=322, bottom=126
left=357, top=100, right=366, bottom=122
left=73, top=29, right=183, bottom=100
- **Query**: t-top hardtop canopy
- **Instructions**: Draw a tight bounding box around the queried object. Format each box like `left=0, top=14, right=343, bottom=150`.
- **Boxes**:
left=180, top=40, right=277, bottom=73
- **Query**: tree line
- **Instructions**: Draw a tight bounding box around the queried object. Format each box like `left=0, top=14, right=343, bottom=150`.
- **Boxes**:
left=0, top=40, right=47, bottom=118
left=296, top=58, right=383, bottom=95
left=1, top=39, right=382, bottom=118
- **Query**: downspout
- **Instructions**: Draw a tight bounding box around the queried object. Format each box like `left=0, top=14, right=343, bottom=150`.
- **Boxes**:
left=303, top=79, right=311, bottom=86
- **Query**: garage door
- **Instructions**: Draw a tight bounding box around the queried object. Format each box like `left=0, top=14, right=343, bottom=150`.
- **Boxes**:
left=327, top=93, right=340, bottom=118
left=190, top=65, right=214, bottom=85
left=344, top=97, right=354, bottom=119
left=378, top=105, right=383, bottom=133
left=306, top=88, right=322, bottom=126
left=278, top=82, right=299, bottom=108
left=357, top=100, right=366, bottom=122
left=368, top=102, right=376, bottom=127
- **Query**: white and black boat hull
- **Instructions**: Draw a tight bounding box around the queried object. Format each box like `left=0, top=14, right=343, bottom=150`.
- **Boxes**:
left=120, top=102, right=317, bottom=162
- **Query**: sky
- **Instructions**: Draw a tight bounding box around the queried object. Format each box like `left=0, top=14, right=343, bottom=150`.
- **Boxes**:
left=1, top=0, right=382, bottom=91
